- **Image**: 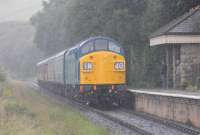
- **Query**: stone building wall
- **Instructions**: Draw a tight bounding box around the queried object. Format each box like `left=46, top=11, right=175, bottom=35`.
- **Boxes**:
left=179, top=44, right=200, bottom=88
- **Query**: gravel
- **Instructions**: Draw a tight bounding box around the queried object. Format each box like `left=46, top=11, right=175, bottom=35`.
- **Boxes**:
left=104, top=109, right=189, bottom=135
left=82, top=109, right=139, bottom=135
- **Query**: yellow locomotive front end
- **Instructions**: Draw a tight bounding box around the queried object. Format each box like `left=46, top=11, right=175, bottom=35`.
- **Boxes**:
left=80, top=51, right=125, bottom=86
left=78, top=37, right=126, bottom=106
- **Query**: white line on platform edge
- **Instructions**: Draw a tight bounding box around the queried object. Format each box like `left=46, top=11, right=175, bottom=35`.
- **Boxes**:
left=128, top=89, right=200, bottom=100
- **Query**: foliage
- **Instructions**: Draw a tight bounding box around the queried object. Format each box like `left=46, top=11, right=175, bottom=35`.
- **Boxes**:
left=31, top=0, right=200, bottom=88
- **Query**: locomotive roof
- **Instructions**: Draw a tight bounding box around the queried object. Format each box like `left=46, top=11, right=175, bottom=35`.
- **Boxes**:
left=37, top=36, right=120, bottom=66
left=37, top=49, right=68, bottom=66
left=78, top=36, right=120, bottom=48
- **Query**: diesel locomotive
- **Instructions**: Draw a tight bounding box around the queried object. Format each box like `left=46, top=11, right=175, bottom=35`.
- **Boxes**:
left=37, top=36, right=126, bottom=107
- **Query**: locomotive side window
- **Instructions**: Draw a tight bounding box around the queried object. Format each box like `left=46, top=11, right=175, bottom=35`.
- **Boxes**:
left=109, top=41, right=120, bottom=53
left=81, top=41, right=94, bottom=55
left=95, top=39, right=108, bottom=51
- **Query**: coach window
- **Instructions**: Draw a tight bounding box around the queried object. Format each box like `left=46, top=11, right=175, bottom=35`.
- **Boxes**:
left=95, top=39, right=108, bottom=51
left=109, top=41, right=120, bottom=53
left=81, top=41, right=94, bottom=55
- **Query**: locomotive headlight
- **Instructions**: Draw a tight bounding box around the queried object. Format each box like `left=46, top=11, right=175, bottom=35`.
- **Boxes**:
left=83, top=62, right=93, bottom=70
left=115, top=62, right=124, bottom=70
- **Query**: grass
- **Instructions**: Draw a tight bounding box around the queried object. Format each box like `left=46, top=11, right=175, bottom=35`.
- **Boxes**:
left=0, top=81, right=108, bottom=135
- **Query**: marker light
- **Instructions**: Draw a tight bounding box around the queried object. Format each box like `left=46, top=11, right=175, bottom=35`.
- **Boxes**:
left=83, top=62, right=93, bottom=70
left=115, top=62, right=124, bottom=70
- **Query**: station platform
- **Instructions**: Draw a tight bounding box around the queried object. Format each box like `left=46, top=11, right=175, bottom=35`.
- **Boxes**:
left=127, top=89, right=200, bottom=128
left=128, top=89, right=200, bottom=100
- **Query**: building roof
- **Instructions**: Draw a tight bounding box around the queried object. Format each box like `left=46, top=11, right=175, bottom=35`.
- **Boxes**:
left=150, top=6, right=200, bottom=46
left=150, top=6, right=200, bottom=38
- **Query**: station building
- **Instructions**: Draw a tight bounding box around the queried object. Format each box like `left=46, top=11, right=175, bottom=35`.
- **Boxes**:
left=150, top=6, right=200, bottom=89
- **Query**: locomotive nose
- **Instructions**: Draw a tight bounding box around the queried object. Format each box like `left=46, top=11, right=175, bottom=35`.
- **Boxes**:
left=80, top=51, right=125, bottom=85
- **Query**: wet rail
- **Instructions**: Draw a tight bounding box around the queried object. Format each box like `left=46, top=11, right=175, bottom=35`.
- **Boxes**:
left=123, top=109, right=200, bottom=135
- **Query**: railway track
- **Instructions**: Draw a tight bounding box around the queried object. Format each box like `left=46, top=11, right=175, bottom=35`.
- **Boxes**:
left=73, top=102, right=152, bottom=135
left=126, top=110, right=200, bottom=135
left=54, top=93, right=153, bottom=135
left=40, top=90, right=189, bottom=135
left=34, top=86, right=151, bottom=135
left=28, top=82, right=199, bottom=135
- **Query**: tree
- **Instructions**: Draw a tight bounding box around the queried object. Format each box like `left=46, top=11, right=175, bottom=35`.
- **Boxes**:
left=31, top=0, right=200, bottom=88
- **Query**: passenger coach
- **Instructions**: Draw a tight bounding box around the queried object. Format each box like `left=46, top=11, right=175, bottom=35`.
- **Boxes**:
left=37, top=36, right=126, bottom=106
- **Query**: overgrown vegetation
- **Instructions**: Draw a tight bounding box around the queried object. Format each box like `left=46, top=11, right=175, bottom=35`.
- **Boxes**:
left=0, top=72, right=6, bottom=83
left=31, top=0, right=200, bottom=88
left=0, top=81, right=108, bottom=135
left=0, top=68, right=6, bottom=83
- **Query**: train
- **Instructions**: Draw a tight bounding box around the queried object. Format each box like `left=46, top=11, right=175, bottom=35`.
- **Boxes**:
left=37, top=36, right=126, bottom=107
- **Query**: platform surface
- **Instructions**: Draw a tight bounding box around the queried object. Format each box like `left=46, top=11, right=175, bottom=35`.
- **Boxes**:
left=128, top=89, right=200, bottom=100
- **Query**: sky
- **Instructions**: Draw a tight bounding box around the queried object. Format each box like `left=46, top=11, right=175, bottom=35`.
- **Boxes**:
left=0, top=0, right=44, bottom=22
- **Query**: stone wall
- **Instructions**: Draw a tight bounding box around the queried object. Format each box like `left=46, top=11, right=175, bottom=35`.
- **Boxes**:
left=180, top=44, right=200, bottom=87
left=134, top=93, right=200, bottom=128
